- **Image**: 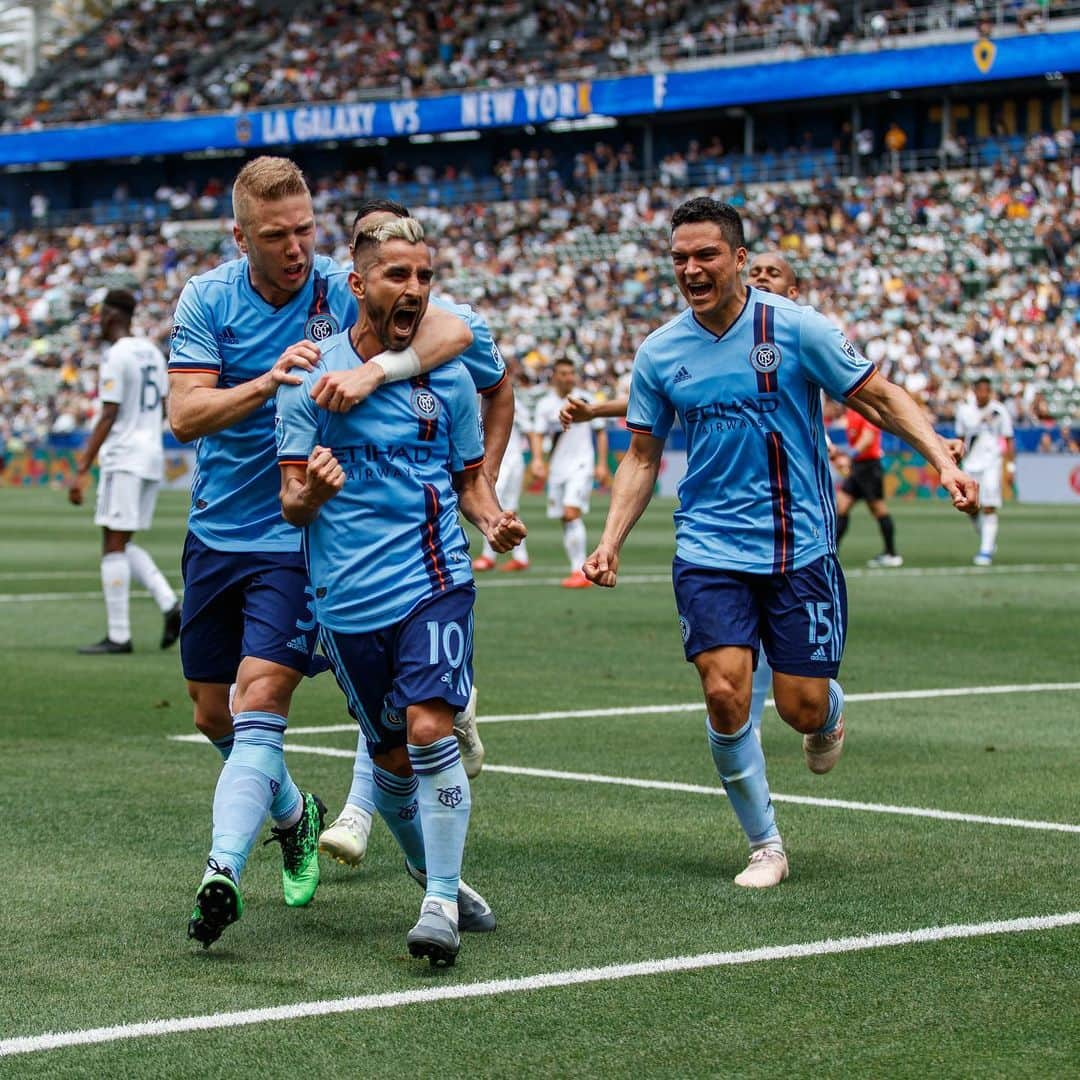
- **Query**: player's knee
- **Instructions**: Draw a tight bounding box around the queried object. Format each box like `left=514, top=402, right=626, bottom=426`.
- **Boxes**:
left=774, top=689, right=828, bottom=733
left=562, top=508, right=582, bottom=523
left=188, top=684, right=232, bottom=740
left=372, top=746, right=412, bottom=777
left=233, top=671, right=297, bottom=717
left=406, top=702, right=454, bottom=746
left=702, top=677, right=749, bottom=734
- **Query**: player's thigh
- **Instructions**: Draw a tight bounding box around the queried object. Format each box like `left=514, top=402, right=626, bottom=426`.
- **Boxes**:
left=691, top=644, right=755, bottom=731
left=973, top=466, right=1002, bottom=508
left=496, top=454, right=524, bottom=509
left=243, top=557, right=327, bottom=678
left=94, top=470, right=143, bottom=532
left=673, top=556, right=760, bottom=663
left=387, top=584, right=475, bottom=720
left=136, top=478, right=161, bottom=531
left=319, top=625, right=401, bottom=757
left=546, top=475, right=567, bottom=519
left=179, top=533, right=246, bottom=683
left=759, top=553, right=847, bottom=679
left=561, top=464, right=593, bottom=515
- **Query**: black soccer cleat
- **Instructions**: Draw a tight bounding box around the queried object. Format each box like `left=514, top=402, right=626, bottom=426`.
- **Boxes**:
left=78, top=637, right=133, bottom=655
left=188, top=863, right=243, bottom=949
left=161, top=604, right=182, bottom=649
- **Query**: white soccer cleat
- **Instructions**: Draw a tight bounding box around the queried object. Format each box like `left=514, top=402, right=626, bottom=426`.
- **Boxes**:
left=867, top=553, right=903, bottom=568
left=317, top=806, right=372, bottom=867
left=453, top=686, right=484, bottom=779
left=973, top=552, right=993, bottom=567
left=734, top=846, right=789, bottom=888
left=803, top=714, right=845, bottom=774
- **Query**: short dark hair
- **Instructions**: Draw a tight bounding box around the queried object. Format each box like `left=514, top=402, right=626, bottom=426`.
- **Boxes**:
left=102, top=288, right=136, bottom=316
left=670, top=197, right=746, bottom=251
left=973, top=376, right=992, bottom=388
left=350, top=199, right=410, bottom=245
left=552, top=358, right=576, bottom=370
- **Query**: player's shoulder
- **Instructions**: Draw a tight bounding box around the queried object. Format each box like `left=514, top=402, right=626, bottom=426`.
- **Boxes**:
left=185, top=257, right=246, bottom=293
left=640, top=307, right=695, bottom=353
left=315, top=254, right=351, bottom=285
left=752, top=287, right=803, bottom=317
left=428, top=355, right=471, bottom=390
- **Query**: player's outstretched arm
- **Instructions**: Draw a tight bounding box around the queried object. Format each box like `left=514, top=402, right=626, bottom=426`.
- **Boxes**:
left=455, top=466, right=526, bottom=553
left=310, top=305, right=473, bottom=413
left=528, top=431, right=548, bottom=482
left=584, top=432, right=664, bottom=587
left=279, top=447, right=344, bottom=526
left=560, top=396, right=628, bottom=430
left=850, top=372, right=979, bottom=514
left=169, top=341, right=319, bottom=442
left=68, top=403, right=118, bottom=505
left=846, top=389, right=964, bottom=467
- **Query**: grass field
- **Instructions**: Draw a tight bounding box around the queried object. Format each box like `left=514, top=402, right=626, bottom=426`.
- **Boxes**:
left=2, top=486, right=1078, bottom=1078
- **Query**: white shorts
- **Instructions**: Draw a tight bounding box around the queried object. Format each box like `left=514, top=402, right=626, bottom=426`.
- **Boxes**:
left=547, top=463, right=593, bottom=519
left=94, top=470, right=160, bottom=532
left=968, top=464, right=1003, bottom=509
left=496, top=450, right=525, bottom=512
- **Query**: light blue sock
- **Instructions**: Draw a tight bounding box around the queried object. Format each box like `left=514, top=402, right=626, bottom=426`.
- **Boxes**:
left=269, top=763, right=302, bottom=828
left=408, top=736, right=471, bottom=904
left=749, top=655, right=772, bottom=739
left=211, top=734, right=234, bottom=762
left=817, top=679, right=845, bottom=736
left=207, top=711, right=286, bottom=881
left=706, top=716, right=781, bottom=848
left=345, top=727, right=377, bottom=815
left=372, top=764, right=425, bottom=869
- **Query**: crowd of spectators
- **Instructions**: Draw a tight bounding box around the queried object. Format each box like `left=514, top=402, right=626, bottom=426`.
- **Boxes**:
left=1, top=0, right=1063, bottom=131
left=1, top=143, right=1078, bottom=459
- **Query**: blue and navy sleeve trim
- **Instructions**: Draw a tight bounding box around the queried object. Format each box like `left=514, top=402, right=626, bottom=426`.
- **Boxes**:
left=842, top=366, right=877, bottom=400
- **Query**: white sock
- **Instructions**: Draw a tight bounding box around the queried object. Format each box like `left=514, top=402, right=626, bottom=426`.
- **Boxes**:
left=512, top=537, right=529, bottom=564
left=481, top=536, right=496, bottom=560
left=980, top=513, right=999, bottom=555
left=126, top=542, right=178, bottom=612
left=101, top=552, right=131, bottom=643
left=970, top=512, right=982, bottom=537
left=563, top=517, right=587, bottom=571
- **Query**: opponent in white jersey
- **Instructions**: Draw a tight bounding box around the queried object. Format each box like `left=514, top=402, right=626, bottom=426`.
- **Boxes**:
left=530, top=358, right=610, bottom=587
left=473, top=376, right=533, bottom=572
left=68, top=289, right=179, bottom=653
left=955, top=376, right=1014, bottom=566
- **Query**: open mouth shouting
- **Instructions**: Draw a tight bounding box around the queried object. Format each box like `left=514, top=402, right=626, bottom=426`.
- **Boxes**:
left=685, top=279, right=714, bottom=304
left=282, top=259, right=307, bottom=286
left=388, top=302, right=422, bottom=345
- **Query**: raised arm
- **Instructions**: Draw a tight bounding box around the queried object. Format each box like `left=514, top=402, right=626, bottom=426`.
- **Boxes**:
left=583, top=431, right=664, bottom=587
left=310, top=303, right=473, bottom=412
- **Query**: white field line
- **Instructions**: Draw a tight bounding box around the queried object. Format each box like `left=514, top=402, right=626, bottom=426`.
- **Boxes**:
left=233, top=682, right=1080, bottom=734
left=1, top=561, right=1077, bottom=601
left=3, top=912, right=1078, bottom=1058
left=479, top=764, right=1080, bottom=835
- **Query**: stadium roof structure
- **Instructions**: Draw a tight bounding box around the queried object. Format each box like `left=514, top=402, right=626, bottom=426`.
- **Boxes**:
left=0, top=0, right=122, bottom=86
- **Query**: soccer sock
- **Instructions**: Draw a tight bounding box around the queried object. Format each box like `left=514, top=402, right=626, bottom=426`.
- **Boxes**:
left=706, top=717, right=781, bottom=849
left=835, top=514, right=850, bottom=544
left=408, top=736, right=471, bottom=906
left=563, top=517, right=587, bottom=571
left=512, top=536, right=529, bottom=563
left=877, top=514, right=897, bottom=556
left=206, top=711, right=287, bottom=881
left=749, top=655, right=772, bottom=740
left=970, top=511, right=982, bottom=537
left=345, top=727, right=377, bottom=815
left=211, top=734, right=234, bottom=762
left=100, top=552, right=131, bottom=643
left=372, top=763, right=425, bottom=870
left=980, top=513, right=999, bottom=555
left=125, top=542, right=178, bottom=612
left=480, top=536, right=497, bottom=561
left=270, top=767, right=303, bottom=830
left=818, top=678, right=845, bottom=735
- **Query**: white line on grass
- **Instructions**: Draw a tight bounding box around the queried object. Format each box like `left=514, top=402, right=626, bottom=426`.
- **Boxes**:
left=240, top=682, right=1080, bottom=733
left=3, top=912, right=1077, bottom=1057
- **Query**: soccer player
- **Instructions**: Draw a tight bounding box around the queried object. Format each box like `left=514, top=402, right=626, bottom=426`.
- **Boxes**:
left=956, top=376, right=1014, bottom=566
left=68, top=289, right=180, bottom=654
left=836, top=408, right=903, bottom=567
left=169, top=157, right=472, bottom=948
left=584, top=198, right=978, bottom=888
left=317, top=199, right=510, bottom=867
left=531, top=358, right=610, bottom=588
left=277, top=216, right=525, bottom=966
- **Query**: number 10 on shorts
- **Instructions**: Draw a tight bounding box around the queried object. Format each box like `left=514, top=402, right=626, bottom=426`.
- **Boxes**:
left=426, top=619, right=465, bottom=667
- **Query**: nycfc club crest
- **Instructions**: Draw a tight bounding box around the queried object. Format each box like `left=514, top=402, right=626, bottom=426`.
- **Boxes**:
left=749, top=342, right=782, bottom=375
left=840, top=337, right=859, bottom=361
left=305, top=313, right=338, bottom=342
left=679, top=615, right=690, bottom=643
left=411, top=387, right=441, bottom=420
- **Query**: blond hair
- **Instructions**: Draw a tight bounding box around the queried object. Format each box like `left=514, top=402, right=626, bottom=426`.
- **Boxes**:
left=232, top=156, right=310, bottom=229
left=351, top=217, right=426, bottom=269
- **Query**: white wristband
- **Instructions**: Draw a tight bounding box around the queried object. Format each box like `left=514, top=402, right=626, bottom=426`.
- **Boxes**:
left=371, top=346, right=421, bottom=383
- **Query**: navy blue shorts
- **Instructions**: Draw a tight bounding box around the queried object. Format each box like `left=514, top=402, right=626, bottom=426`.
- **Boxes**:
left=319, top=584, right=475, bottom=756
left=179, top=532, right=326, bottom=683
left=672, top=553, right=847, bottom=678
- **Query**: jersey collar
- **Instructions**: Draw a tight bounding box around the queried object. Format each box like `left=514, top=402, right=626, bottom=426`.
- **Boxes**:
left=689, top=286, right=753, bottom=344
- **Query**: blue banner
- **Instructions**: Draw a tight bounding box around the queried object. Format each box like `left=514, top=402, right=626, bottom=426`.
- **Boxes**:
left=2, top=30, right=1077, bottom=166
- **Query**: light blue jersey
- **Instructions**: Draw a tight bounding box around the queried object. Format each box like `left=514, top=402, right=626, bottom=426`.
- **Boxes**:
left=628, top=287, right=875, bottom=574
left=275, top=331, right=485, bottom=634
left=433, top=295, right=507, bottom=396
left=169, top=254, right=355, bottom=552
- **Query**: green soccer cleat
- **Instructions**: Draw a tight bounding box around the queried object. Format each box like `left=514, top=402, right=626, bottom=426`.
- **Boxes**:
left=188, top=862, right=243, bottom=949
left=264, top=792, right=326, bottom=907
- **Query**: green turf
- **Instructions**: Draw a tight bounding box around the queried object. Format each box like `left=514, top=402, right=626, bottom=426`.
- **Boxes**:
left=1, top=488, right=1078, bottom=1077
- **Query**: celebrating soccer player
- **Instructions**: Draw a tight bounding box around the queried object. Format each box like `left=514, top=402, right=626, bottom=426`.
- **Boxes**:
left=168, top=158, right=473, bottom=949
left=584, top=198, right=978, bottom=888
left=276, top=216, right=524, bottom=966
